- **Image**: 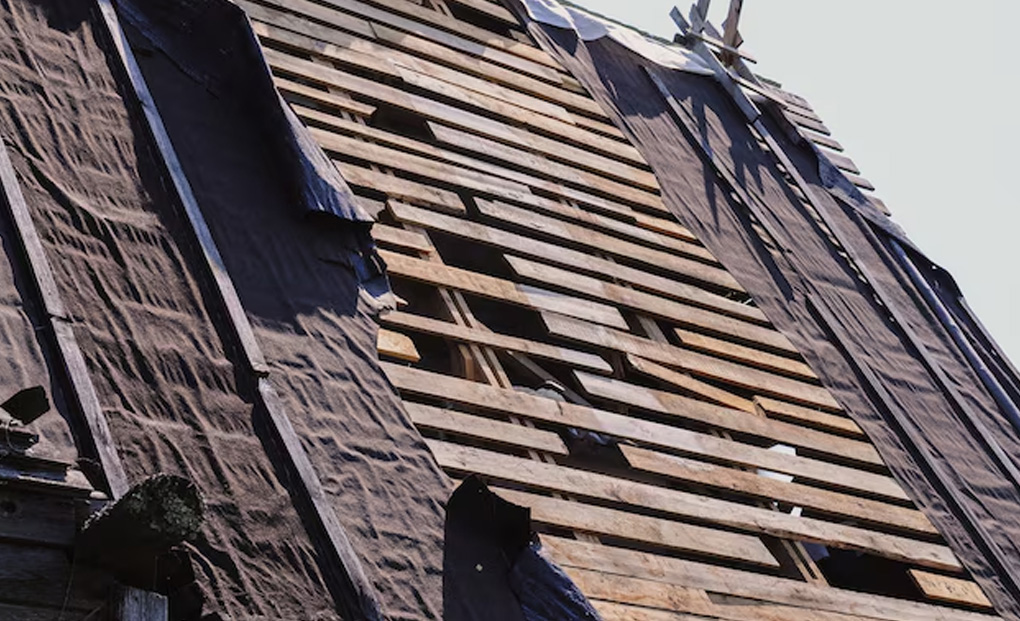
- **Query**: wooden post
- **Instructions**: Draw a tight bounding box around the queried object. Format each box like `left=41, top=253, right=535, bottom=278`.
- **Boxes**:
left=112, top=587, right=168, bottom=621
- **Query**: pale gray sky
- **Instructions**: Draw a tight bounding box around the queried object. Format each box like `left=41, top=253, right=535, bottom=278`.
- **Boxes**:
left=573, top=0, right=1020, bottom=366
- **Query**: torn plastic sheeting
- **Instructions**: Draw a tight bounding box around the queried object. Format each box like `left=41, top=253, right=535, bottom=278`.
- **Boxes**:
left=519, top=0, right=713, bottom=74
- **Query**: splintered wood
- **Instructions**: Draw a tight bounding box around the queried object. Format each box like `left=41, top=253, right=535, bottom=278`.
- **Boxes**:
left=246, top=0, right=1001, bottom=617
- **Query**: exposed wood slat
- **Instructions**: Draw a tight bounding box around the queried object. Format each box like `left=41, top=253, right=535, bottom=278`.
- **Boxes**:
left=338, top=162, right=467, bottom=214
left=626, top=354, right=756, bottom=413
left=429, top=441, right=959, bottom=571
left=491, top=487, right=780, bottom=568
left=908, top=570, right=994, bottom=610
left=621, top=444, right=936, bottom=536
left=754, top=396, right=865, bottom=439
left=385, top=202, right=760, bottom=323
left=377, top=328, right=420, bottom=362
left=573, top=368, right=879, bottom=466
left=380, top=310, right=612, bottom=373
left=380, top=250, right=628, bottom=330
left=673, top=327, right=816, bottom=380
left=371, top=223, right=435, bottom=254
left=476, top=200, right=739, bottom=293
left=547, top=313, right=843, bottom=413
left=406, top=402, right=568, bottom=455
left=545, top=537, right=986, bottom=621
left=381, top=363, right=908, bottom=501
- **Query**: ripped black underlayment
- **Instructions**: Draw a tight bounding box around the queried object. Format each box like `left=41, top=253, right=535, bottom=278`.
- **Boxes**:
left=0, top=0, right=450, bottom=618
left=444, top=477, right=602, bottom=621
left=515, top=14, right=1020, bottom=620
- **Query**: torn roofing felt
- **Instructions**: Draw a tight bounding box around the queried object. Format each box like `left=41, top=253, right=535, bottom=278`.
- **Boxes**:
left=0, top=0, right=448, bottom=617
left=512, top=7, right=1020, bottom=620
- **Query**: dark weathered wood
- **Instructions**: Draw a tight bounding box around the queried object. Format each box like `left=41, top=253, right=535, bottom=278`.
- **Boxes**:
left=0, top=541, right=111, bottom=611
left=0, top=489, right=77, bottom=547
left=113, top=587, right=168, bottom=621
left=0, top=116, right=129, bottom=499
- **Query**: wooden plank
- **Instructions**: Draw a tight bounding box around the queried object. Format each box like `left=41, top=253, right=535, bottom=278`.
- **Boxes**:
left=547, top=537, right=989, bottom=621
left=385, top=202, right=761, bottom=324
left=377, top=328, right=420, bottom=362
left=621, top=444, right=936, bottom=537
left=336, top=162, right=466, bottom=214
left=429, top=122, right=669, bottom=214
left=275, top=77, right=377, bottom=117
left=443, top=0, right=518, bottom=25
left=476, top=200, right=740, bottom=293
left=379, top=250, right=628, bottom=330
left=505, top=256, right=775, bottom=343
left=626, top=354, right=750, bottom=413
left=372, top=223, right=434, bottom=254
left=263, top=49, right=659, bottom=190
left=576, top=571, right=879, bottom=621
left=380, top=310, right=612, bottom=373
left=547, top=313, right=844, bottom=413
left=0, top=490, right=76, bottom=547
left=250, top=14, right=579, bottom=126
left=491, top=487, right=779, bottom=568
left=673, top=327, right=817, bottom=380
left=297, top=106, right=654, bottom=223
left=908, top=570, right=994, bottom=610
left=382, top=363, right=907, bottom=501
left=115, top=587, right=168, bottom=621
left=573, top=367, right=878, bottom=466
left=754, top=396, right=865, bottom=439
left=428, top=440, right=959, bottom=571
left=0, top=132, right=129, bottom=498
left=406, top=402, right=568, bottom=455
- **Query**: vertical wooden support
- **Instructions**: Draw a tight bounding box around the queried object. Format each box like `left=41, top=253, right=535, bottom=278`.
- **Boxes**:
left=113, top=587, right=168, bottom=621
left=94, top=3, right=384, bottom=619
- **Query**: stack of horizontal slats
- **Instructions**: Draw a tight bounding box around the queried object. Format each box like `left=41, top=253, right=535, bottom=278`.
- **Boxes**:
left=243, top=0, right=1000, bottom=617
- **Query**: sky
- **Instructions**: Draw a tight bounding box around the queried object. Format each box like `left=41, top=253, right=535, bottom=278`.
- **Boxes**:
left=571, top=0, right=1020, bottom=366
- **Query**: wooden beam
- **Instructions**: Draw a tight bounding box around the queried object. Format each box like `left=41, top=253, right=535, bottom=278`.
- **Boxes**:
left=673, top=327, right=816, bottom=380
left=381, top=362, right=907, bottom=501
left=546, top=537, right=986, bottom=621
left=492, top=486, right=779, bottom=568
left=626, top=354, right=755, bottom=413
left=380, top=310, right=612, bottom=373
left=379, top=249, right=628, bottom=330
left=908, top=570, right=994, bottom=610
left=430, top=440, right=959, bottom=571
left=621, top=444, right=936, bottom=536
left=406, top=402, right=568, bottom=455
left=387, top=201, right=761, bottom=324
left=754, top=396, right=864, bottom=439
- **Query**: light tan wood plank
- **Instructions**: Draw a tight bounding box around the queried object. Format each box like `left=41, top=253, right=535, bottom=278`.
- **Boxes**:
left=371, top=223, right=434, bottom=254
left=626, top=354, right=756, bottom=413
left=274, top=77, right=378, bottom=117
left=380, top=250, right=628, bottom=330
left=406, top=402, right=568, bottom=455
left=429, top=122, right=669, bottom=214
left=674, top=327, right=817, bottom=380
left=909, top=570, right=994, bottom=610
left=377, top=328, right=420, bottom=362
left=548, top=313, right=844, bottom=413
left=381, top=363, right=907, bottom=501
left=622, top=445, right=935, bottom=537
left=577, top=572, right=881, bottom=621
left=573, top=367, right=877, bottom=466
left=443, top=0, right=518, bottom=25
left=476, top=200, right=739, bottom=293
left=755, top=396, right=865, bottom=439
left=338, top=162, right=467, bottom=214
left=546, top=537, right=987, bottom=621
left=385, top=202, right=760, bottom=323
left=380, top=310, right=612, bottom=373
left=492, top=487, right=779, bottom=568
left=505, top=255, right=776, bottom=342
left=429, top=441, right=959, bottom=571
